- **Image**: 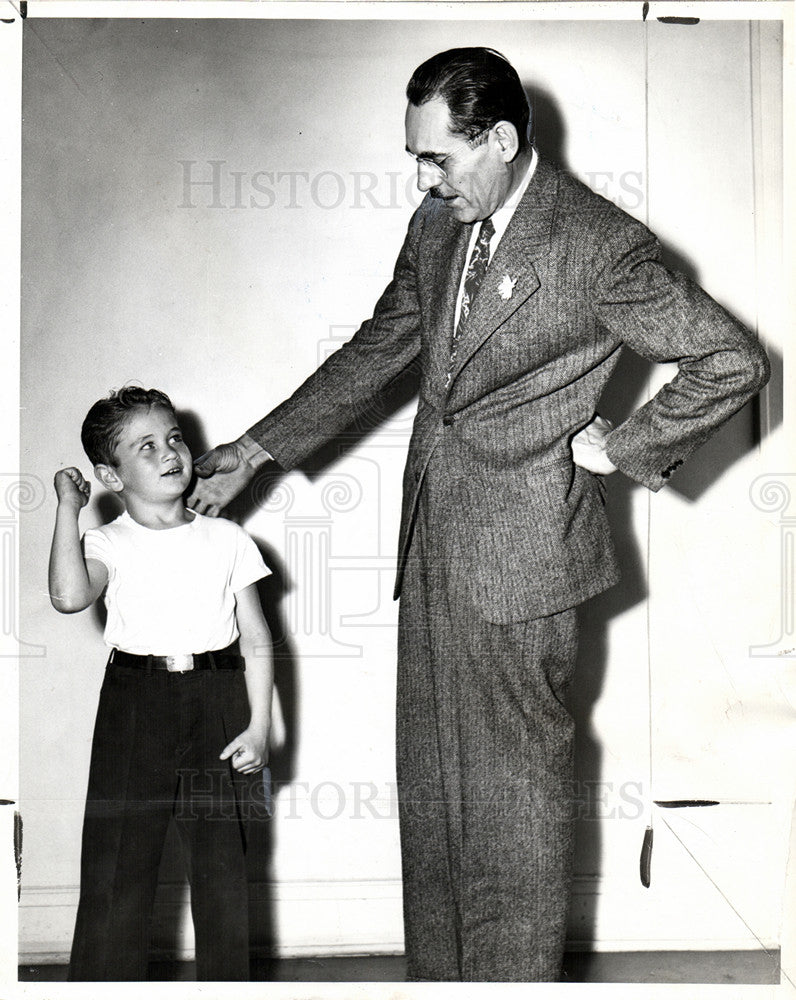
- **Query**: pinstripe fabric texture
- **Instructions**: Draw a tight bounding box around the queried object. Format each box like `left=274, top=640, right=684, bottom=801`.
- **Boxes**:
left=396, top=453, right=578, bottom=981
left=247, top=156, right=770, bottom=979
left=250, top=157, right=769, bottom=623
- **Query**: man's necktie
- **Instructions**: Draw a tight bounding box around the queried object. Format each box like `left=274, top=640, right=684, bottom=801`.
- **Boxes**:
left=445, top=217, right=495, bottom=389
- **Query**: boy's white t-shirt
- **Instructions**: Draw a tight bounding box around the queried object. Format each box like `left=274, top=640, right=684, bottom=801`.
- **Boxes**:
left=82, top=510, right=270, bottom=656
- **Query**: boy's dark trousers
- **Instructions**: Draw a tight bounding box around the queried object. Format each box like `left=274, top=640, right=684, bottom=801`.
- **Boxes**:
left=68, top=658, right=259, bottom=981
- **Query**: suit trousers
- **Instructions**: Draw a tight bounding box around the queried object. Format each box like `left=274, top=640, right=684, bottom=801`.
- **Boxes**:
left=396, top=465, right=578, bottom=982
left=68, top=661, right=255, bottom=981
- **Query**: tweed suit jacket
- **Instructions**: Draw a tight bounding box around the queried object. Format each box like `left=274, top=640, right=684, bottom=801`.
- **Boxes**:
left=248, top=157, right=770, bottom=624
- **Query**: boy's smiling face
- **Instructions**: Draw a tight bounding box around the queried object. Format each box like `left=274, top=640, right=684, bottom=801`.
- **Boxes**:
left=101, top=405, right=192, bottom=503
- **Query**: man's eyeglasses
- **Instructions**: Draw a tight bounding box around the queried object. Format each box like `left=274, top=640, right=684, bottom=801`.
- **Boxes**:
left=406, top=127, right=491, bottom=179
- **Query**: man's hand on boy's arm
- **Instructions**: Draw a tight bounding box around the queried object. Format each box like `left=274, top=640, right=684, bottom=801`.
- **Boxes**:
left=49, top=468, right=108, bottom=613
left=222, top=582, right=274, bottom=774
left=189, top=433, right=272, bottom=517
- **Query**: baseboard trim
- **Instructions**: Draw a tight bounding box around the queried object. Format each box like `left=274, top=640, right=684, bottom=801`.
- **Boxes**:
left=19, top=879, right=405, bottom=962
left=19, top=875, right=779, bottom=962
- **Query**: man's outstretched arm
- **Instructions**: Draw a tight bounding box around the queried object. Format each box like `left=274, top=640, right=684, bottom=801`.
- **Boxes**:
left=188, top=200, right=428, bottom=517
left=189, top=433, right=272, bottom=516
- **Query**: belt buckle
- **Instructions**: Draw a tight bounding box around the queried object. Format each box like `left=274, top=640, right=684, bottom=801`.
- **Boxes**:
left=165, top=654, right=194, bottom=673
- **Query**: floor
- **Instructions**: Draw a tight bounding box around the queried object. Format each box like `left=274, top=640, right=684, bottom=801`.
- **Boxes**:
left=18, top=949, right=781, bottom=984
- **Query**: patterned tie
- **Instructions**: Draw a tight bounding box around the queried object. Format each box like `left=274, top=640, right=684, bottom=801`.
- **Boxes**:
left=445, top=217, right=495, bottom=389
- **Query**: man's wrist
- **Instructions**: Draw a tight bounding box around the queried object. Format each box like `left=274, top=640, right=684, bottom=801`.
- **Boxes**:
left=237, top=432, right=272, bottom=471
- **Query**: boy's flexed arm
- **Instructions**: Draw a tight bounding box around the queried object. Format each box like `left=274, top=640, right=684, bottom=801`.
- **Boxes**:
left=48, top=468, right=108, bottom=613
left=220, top=583, right=273, bottom=774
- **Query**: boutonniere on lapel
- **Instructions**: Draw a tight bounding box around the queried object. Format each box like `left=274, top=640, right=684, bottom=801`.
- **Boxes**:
left=497, top=274, right=517, bottom=301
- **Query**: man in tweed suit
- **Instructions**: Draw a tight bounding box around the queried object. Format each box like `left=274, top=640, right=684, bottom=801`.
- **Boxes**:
left=189, top=48, right=770, bottom=981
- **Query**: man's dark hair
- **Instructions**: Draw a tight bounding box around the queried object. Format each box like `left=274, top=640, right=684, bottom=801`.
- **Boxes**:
left=406, top=47, right=531, bottom=149
left=81, top=386, right=176, bottom=466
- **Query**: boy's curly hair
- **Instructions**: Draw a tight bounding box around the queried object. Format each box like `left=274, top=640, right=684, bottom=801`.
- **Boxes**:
left=81, top=386, right=176, bottom=467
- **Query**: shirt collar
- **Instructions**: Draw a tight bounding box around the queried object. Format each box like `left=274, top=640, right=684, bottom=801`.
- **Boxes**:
left=489, top=147, right=538, bottom=244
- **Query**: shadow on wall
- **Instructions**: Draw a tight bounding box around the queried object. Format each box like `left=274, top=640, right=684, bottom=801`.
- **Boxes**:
left=567, top=347, right=780, bottom=958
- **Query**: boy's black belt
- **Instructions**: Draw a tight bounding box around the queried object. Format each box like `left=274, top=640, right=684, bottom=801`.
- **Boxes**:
left=108, top=642, right=242, bottom=673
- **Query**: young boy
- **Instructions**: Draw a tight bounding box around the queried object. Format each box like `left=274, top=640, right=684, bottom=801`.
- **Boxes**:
left=48, top=386, right=272, bottom=981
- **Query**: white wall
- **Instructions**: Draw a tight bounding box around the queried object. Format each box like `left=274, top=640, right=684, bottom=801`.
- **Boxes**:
left=18, top=14, right=788, bottom=962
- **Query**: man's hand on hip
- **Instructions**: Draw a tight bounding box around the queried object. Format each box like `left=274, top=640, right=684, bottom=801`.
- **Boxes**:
left=571, top=415, right=618, bottom=476
left=188, top=433, right=270, bottom=516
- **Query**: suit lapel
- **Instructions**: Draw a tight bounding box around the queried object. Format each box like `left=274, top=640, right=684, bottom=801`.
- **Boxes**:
left=421, top=208, right=471, bottom=391
left=448, top=158, right=558, bottom=387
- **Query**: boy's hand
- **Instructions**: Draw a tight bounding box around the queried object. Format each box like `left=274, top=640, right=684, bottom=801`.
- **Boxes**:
left=220, top=726, right=269, bottom=774
left=54, top=468, right=91, bottom=510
